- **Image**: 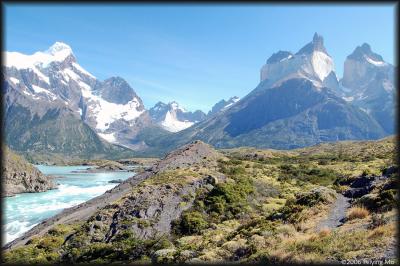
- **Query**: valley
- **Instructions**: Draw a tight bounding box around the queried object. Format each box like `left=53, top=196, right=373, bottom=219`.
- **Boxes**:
left=2, top=24, right=397, bottom=264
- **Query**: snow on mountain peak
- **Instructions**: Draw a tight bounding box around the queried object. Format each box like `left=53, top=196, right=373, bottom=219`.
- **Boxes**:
left=5, top=41, right=75, bottom=71
left=348, top=43, right=385, bottom=65
left=311, top=51, right=335, bottom=82
left=260, top=33, right=335, bottom=84
left=46, top=42, right=73, bottom=55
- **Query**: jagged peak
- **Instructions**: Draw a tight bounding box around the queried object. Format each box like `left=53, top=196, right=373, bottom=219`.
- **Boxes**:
left=153, top=101, right=167, bottom=107
left=296, top=32, right=329, bottom=55
left=104, top=76, right=130, bottom=86
left=347, top=43, right=384, bottom=63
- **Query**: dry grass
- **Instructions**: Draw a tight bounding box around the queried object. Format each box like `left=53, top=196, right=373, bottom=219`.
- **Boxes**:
left=368, top=224, right=393, bottom=239
left=318, top=228, right=331, bottom=238
left=347, top=206, right=370, bottom=220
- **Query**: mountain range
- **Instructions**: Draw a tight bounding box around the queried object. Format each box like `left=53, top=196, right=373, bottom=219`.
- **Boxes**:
left=3, top=33, right=395, bottom=159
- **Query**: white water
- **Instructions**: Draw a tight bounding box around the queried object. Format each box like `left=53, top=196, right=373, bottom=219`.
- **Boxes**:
left=3, top=165, right=134, bottom=245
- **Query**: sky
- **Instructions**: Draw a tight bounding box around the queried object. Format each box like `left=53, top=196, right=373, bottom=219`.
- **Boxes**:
left=4, top=4, right=396, bottom=112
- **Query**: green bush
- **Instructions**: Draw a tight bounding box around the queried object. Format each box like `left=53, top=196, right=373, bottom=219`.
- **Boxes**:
left=204, top=177, right=253, bottom=221
left=278, top=164, right=337, bottom=186
left=174, top=211, right=208, bottom=235
left=274, top=189, right=331, bottom=224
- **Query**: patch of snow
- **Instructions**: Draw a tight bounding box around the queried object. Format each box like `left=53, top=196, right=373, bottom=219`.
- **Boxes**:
left=9, top=77, right=20, bottom=85
left=280, top=54, right=293, bottom=62
left=81, top=84, right=144, bottom=131
left=72, top=63, right=96, bottom=79
left=31, top=85, right=57, bottom=100
left=161, top=111, right=194, bottom=132
left=32, top=68, right=50, bottom=84
left=221, top=96, right=240, bottom=111
left=98, top=132, right=117, bottom=143
left=4, top=42, right=73, bottom=70
left=64, top=68, right=81, bottom=82
left=343, top=96, right=354, bottom=102
left=364, top=56, right=386, bottom=66
left=22, top=90, right=33, bottom=96
left=311, top=51, right=335, bottom=81
left=78, top=81, right=91, bottom=91
left=360, top=107, right=371, bottom=114
left=231, top=97, right=240, bottom=103
left=383, top=80, right=394, bottom=92
left=355, top=92, right=368, bottom=101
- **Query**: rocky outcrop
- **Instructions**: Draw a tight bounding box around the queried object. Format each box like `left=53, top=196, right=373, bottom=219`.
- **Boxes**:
left=2, top=147, right=56, bottom=197
left=4, top=140, right=224, bottom=250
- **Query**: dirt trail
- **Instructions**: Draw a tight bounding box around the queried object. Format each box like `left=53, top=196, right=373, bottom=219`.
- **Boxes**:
left=315, top=193, right=351, bottom=231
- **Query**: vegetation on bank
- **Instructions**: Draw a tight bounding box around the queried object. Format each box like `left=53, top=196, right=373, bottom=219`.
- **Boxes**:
left=3, top=137, right=397, bottom=264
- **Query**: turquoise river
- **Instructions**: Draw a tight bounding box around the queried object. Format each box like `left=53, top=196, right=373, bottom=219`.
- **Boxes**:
left=3, top=165, right=134, bottom=244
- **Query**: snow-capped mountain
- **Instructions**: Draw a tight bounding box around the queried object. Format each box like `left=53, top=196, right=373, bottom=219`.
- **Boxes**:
left=144, top=34, right=388, bottom=155
left=149, top=101, right=206, bottom=132
left=4, top=42, right=151, bottom=151
left=260, top=33, right=338, bottom=90
left=3, top=35, right=395, bottom=158
left=340, top=43, right=396, bottom=133
left=207, top=96, right=240, bottom=116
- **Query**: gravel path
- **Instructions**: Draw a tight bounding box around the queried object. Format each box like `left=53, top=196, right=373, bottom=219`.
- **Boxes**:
left=315, top=193, right=351, bottom=231
left=382, top=239, right=398, bottom=259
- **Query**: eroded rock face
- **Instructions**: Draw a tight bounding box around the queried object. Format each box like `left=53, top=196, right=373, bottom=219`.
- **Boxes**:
left=60, top=141, right=225, bottom=261
left=66, top=175, right=213, bottom=247
left=152, top=140, right=223, bottom=173
left=2, top=147, right=56, bottom=197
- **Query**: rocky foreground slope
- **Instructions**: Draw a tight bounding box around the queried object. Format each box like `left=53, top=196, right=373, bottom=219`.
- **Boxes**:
left=2, top=147, right=56, bottom=197
left=3, top=137, right=398, bottom=264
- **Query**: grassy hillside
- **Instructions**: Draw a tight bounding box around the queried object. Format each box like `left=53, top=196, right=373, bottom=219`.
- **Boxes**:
left=3, top=137, right=397, bottom=263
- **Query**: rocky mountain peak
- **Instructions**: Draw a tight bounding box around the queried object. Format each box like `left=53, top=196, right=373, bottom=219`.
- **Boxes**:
left=260, top=33, right=334, bottom=84
left=208, top=96, right=240, bottom=116
left=99, top=76, right=140, bottom=105
left=149, top=101, right=206, bottom=132
left=347, top=43, right=384, bottom=63
left=296, top=32, right=328, bottom=55
left=41, top=41, right=76, bottom=67
left=169, top=101, right=184, bottom=111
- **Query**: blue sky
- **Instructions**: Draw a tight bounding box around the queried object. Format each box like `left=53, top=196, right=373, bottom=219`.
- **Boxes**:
left=5, top=4, right=396, bottom=112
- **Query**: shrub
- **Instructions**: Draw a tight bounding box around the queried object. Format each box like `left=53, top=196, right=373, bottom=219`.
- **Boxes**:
left=274, top=188, right=334, bottom=224
left=370, top=213, right=388, bottom=229
left=204, top=176, right=253, bottom=221
left=278, top=164, right=338, bottom=186
left=347, top=206, right=369, bottom=220
left=174, top=211, right=208, bottom=235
